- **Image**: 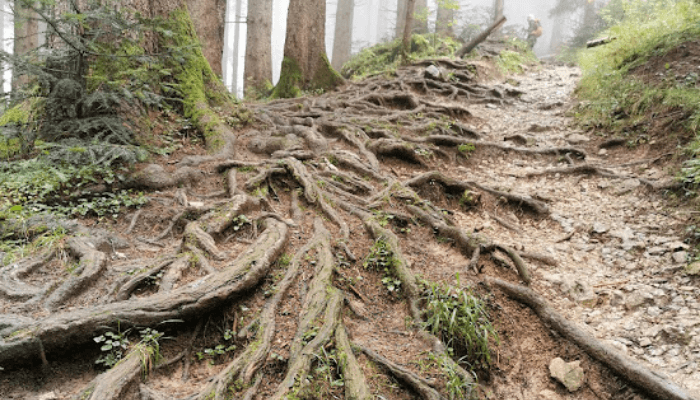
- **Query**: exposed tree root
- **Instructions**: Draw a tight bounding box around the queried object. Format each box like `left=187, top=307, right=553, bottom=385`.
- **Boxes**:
left=358, top=344, right=444, bottom=400
left=489, top=278, right=695, bottom=400
left=73, top=343, right=157, bottom=400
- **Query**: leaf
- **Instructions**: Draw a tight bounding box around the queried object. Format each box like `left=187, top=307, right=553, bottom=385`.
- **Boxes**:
left=101, top=344, right=113, bottom=351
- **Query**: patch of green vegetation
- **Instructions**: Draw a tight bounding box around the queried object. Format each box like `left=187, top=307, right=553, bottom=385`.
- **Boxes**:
left=363, top=239, right=402, bottom=293
left=422, top=280, right=498, bottom=371
left=457, top=142, right=475, bottom=159
left=341, top=34, right=461, bottom=80
left=196, top=329, right=236, bottom=365
left=0, top=158, right=147, bottom=220
left=575, top=0, right=700, bottom=183
left=496, top=40, right=539, bottom=74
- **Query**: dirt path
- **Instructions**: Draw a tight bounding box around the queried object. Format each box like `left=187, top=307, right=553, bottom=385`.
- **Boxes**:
left=466, top=64, right=700, bottom=397
left=1, top=60, right=699, bottom=400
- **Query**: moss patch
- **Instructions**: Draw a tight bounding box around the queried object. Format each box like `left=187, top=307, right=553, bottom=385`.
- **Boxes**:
left=271, top=57, right=303, bottom=99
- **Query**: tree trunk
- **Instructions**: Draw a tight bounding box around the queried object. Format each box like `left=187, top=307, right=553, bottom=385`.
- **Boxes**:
left=401, top=0, right=417, bottom=63
left=395, top=0, right=406, bottom=39
left=244, top=0, right=273, bottom=93
left=331, top=0, right=353, bottom=70
left=185, top=0, right=226, bottom=77
left=272, top=0, right=343, bottom=98
left=413, top=0, right=427, bottom=34
left=12, top=0, right=39, bottom=91
left=436, top=0, right=455, bottom=36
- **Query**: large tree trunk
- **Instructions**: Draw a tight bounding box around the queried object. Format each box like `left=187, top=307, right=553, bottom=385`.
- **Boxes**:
left=12, top=0, right=39, bottom=91
left=272, top=0, right=343, bottom=98
left=436, top=0, right=455, bottom=36
left=331, top=0, right=354, bottom=70
left=244, top=0, right=273, bottom=93
left=185, top=0, right=226, bottom=76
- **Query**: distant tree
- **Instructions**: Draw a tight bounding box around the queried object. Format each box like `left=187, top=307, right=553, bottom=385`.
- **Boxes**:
left=230, top=0, right=243, bottom=95
left=436, top=0, right=459, bottom=36
left=493, top=0, right=504, bottom=32
left=414, top=0, right=428, bottom=34
left=12, top=0, right=39, bottom=91
left=272, top=0, right=343, bottom=98
left=245, top=0, right=273, bottom=93
left=332, top=0, right=354, bottom=70
left=396, top=0, right=407, bottom=38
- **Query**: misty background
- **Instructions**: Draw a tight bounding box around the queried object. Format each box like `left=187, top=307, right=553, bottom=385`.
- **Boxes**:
left=0, top=0, right=595, bottom=98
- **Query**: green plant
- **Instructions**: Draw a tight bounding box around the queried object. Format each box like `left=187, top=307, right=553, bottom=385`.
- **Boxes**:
left=196, top=329, right=236, bottom=364
left=363, top=239, right=402, bottom=294
left=94, top=326, right=132, bottom=368
left=429, top=352, right=477, bottom=400
left=422, top=282, right=498, bottom=370
left=457, top=143, right=475, bottom=158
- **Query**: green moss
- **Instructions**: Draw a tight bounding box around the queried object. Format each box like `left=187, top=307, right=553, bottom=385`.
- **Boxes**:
left=271, top=57, right=303, bottom=99
left=161, top=6, right=231, bottom=152
left=309, top=54, right=344, bottom=92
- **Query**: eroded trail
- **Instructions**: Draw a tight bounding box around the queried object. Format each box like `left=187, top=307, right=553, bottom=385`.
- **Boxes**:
left=1, top=60, right=698, bottom=400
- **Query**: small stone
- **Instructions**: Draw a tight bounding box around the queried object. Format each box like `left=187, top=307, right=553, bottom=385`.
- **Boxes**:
left=424, top=65, right=442, bottom=80
left=538, top=389, right=563, bottom=400
left=639, top=337, right=652, bottom=347
left=566, top=133, right=589, bottom=145
left=37, top=393, right=58, bottom=400
left=614, top=178, right=641, bottom=195
left=598, top=148, right=608, bottom=156
left=673, top=251, right=688, bottom=264
left=647, top=246, right=667, bottom=256
left=624, top=292, right=654, bottom=310
left=666, top=241, right=689, bottom=251
left=592, top=222, right=609, bottom=234
left=549, top=357, right=585, bottom=392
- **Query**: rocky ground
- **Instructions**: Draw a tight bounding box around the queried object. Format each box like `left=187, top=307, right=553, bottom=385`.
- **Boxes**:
left=468, top=63, right=700, bottom=397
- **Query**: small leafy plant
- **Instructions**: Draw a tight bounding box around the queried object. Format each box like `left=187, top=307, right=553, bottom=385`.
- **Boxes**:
left=364, top=239, right=402, bottom=294
left=94, top=328, right=131, bottom=368
left=422, top=281, right=498, bottom=370
left=196, top=329, right=236, bottom=364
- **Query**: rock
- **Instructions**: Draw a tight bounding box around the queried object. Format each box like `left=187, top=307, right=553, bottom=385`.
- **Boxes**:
left=614, top=178, right=641, bottom=195
left=624, top=292, right=654, bottom=310
left=598, top=148, right=608, bottom=156
left=591, top=222, right=609, bottom=234
left=666, top=241, right=689, bottom=251
left=566, top=133, right=589, bottom=145
left=538, top=389, right=563, bottom=400
left=660, top=327, right=692, bottom=345
left=673, top=251, right=688, bottom=264
left=37, top=393, right=58, bottom=400
left=549, top=357, right=584, bottom=392
left=639, top=337, right=652, bottom=347
left=686, top=262, right=700, bottom=276
left=647, top=246, right=667, bottom=256
left=424, top=65, right=442, bottom=80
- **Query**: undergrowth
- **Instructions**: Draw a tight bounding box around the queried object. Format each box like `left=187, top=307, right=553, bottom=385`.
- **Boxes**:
left=341, top=34, right=461, bottom=80
left=495, top=39, right=539, bottom=74
left=576, top=0, right=700, bottom=172
left=421, top=280, right=498, bottom=371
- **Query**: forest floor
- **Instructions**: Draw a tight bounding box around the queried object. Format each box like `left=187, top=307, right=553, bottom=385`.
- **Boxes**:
left=1, top=51, right=699, bottom=400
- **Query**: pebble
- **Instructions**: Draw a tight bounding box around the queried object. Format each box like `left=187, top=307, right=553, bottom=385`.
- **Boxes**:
left=549, top=358, right=585, bottom=392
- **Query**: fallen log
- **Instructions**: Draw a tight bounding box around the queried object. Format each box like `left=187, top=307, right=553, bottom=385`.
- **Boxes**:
left=457, top=16, right=507, bottom=58
left=586, top=36, right=616, bottom=48
left=488, top=278, right=697, bottom=400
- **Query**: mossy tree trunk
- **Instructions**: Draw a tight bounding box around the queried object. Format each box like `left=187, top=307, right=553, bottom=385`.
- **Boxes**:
left=331, top=0, right=354, bottom=70
left=272, top=0, right=343, bottom=98
left=244, top=0, right=273, bottom=93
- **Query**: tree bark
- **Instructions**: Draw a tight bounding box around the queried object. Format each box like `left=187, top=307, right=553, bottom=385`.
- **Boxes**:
left=272, top=0, right=343, bottom=98
left=185, top=0, right=225, bottom=76
left=331, top=0, right=354, bottom=70
left=401, top=0, right=417, bottom=63
left=12, top=0, right=39, bottom=91
left=244, top=0, right=273, bottom=93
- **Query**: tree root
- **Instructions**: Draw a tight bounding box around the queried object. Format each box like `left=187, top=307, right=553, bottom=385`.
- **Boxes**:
left=358, top=344, right=444, bottom=400
left=0, top=218, right=289, bottom=366
left=73, top=343, right=157, bottom=400
left=408, top=205, right=531, bottom=285
left=488, top=278, right=696, bottom=400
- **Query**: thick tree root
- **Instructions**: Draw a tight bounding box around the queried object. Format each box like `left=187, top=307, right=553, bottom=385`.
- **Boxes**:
left=489, top=278, right=696, bottom=400
left=0, top=217, right=288, bottom=366
left=73, top=343, right=157, bottom=400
